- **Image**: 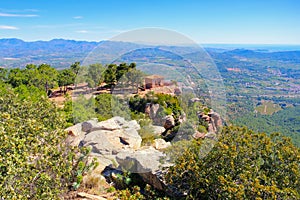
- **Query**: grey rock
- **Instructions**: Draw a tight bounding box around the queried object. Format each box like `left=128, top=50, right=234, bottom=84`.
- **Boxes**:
left=96, top=117, right=123, bottom=131
left=209, top=111, right=222, bottom=128
left=79, top=117, right=142, bottom=156
left=65, top=123, right=86, bottom=146
left=163, top=115, right=175, bottom=129
left=125, top=120, right=140, bottom=131
left=116, top=147, right=164, bottom=173
left=82, top=130, right=123, bottom=155
left=153, top=139, right=171, bottom=150
left=116, top=147, right=172, bottom=191
left=146, top=103, right=165, bottom=125
left=82, top=118, right=98, bottom=132
left=149, top=104, right=160, bottom=119
left=65, top=123, right=83, bottom=136
left=145, top=103, right=151, bottom=116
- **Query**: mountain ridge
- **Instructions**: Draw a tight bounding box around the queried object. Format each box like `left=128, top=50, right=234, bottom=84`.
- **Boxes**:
left=1, top=38, right=300, bottom=69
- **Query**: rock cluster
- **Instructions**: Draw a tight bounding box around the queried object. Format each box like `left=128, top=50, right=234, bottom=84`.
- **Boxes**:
left=66, top=117, right=142, bottom=152
left=66, top=116, right=171, bottom=191
left=65, top=110, right=222, bottom=195
left=195, top=110, right=223, bottom=139
left=145, top=103, right=180, bottom=130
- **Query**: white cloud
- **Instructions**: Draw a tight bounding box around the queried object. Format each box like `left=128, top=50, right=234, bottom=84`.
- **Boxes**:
left=0, top=25, right=19, bottom=30
left=76, top=30, right=88, bottom=33
left=0, top=12, right=38, bottom=17
left=73, top=16, right=83, bottom=19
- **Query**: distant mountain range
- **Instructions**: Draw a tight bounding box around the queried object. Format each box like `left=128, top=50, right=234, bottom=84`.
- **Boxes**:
left=0, top=38, right=99, bottom=68
left=1, top=38, right=300, bottom=69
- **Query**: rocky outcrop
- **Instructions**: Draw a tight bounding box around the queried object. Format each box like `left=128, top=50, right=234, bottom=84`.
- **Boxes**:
left=65, top=110, right=222, bottom=195
left=65, top=117, right=172, bottom=192
left=81, top=119, right=99, bottom=132
left=209, top=111, right=222, bottom=128
left=163, top=115, right=175, bottom=129
left=65, top=123, right=86, bottom=146
left=67, top=117, right=142, bottom=151
left=145, top=103, right=160, bottom=120
left=198, top=110, right=223, bottom=138
left=66, top=117, right=142, bottom=170
left=116, top=146, right=172, bottom=190
left=145, top=103, right=173, bottom=127
left=116, top=147, right=164, bottom=173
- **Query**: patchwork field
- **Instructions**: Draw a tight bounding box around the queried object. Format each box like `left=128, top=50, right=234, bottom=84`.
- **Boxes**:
left=255, top=101, right=282, bottom=115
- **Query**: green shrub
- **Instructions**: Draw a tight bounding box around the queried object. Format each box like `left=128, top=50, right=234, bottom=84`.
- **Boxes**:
left=197, top=125, right=208, bottom=133
left=0, top=88, right=86, bottom=199
left=138, top=125, right=157, bottom=146
left=71, top=147, right=98, bottom=190
left=166, top=126, right=300, bottom=199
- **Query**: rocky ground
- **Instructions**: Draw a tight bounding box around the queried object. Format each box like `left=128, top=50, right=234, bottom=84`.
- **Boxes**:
left=64, top=104, right=222, bottom=199
left=65, top=116, right=172, bottom=199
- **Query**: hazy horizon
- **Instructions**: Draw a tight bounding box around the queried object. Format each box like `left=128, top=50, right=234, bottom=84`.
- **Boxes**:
left=2, top=37, right=300, bottom=46
left=2, top=37, right=300, bottom=52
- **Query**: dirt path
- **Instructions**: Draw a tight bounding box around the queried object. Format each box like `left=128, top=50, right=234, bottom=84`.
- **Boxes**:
left=264, top=105, right=267, bottom=113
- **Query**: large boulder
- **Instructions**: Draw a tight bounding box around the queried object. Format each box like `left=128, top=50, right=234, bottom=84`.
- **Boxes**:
left=123, top=120, right=142, bottom=149
left=116, top=147, right=172, bottom=191
left=149, top=103, right=160, bottom=119
left=81, top=117, right=142, bottom=153
left=146, top=103, right=168, bottom=126
left=96, top=116, right=124, bottom=131
left=198, top=110, right=223, bottom=134
left=65, top=122, right=86, bottom=146
left=66, top=116, right=142, bottom=153
left=82, top=130, right=123, bottom=155
left=116, top=147, right=164, bottom=173
left=209, top=111, right=222, bottom=128
left=163, top=115, right=175, bottom=129
left=81, top=119, right=99, bottom=132
left=65, top=122, right=83, bottom=137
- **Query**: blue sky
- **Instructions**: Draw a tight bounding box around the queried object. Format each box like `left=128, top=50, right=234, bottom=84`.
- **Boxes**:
left=0, top=0, right=299, bottom=44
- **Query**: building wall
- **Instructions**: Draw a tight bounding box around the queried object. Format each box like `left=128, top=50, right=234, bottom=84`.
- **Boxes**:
left=145, top=77, right=164, bottom=89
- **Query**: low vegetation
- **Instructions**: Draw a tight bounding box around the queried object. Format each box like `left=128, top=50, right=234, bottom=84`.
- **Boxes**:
left=166, top=126, right=300, bottom=199
left=0, top=85, right=97, bottom=199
